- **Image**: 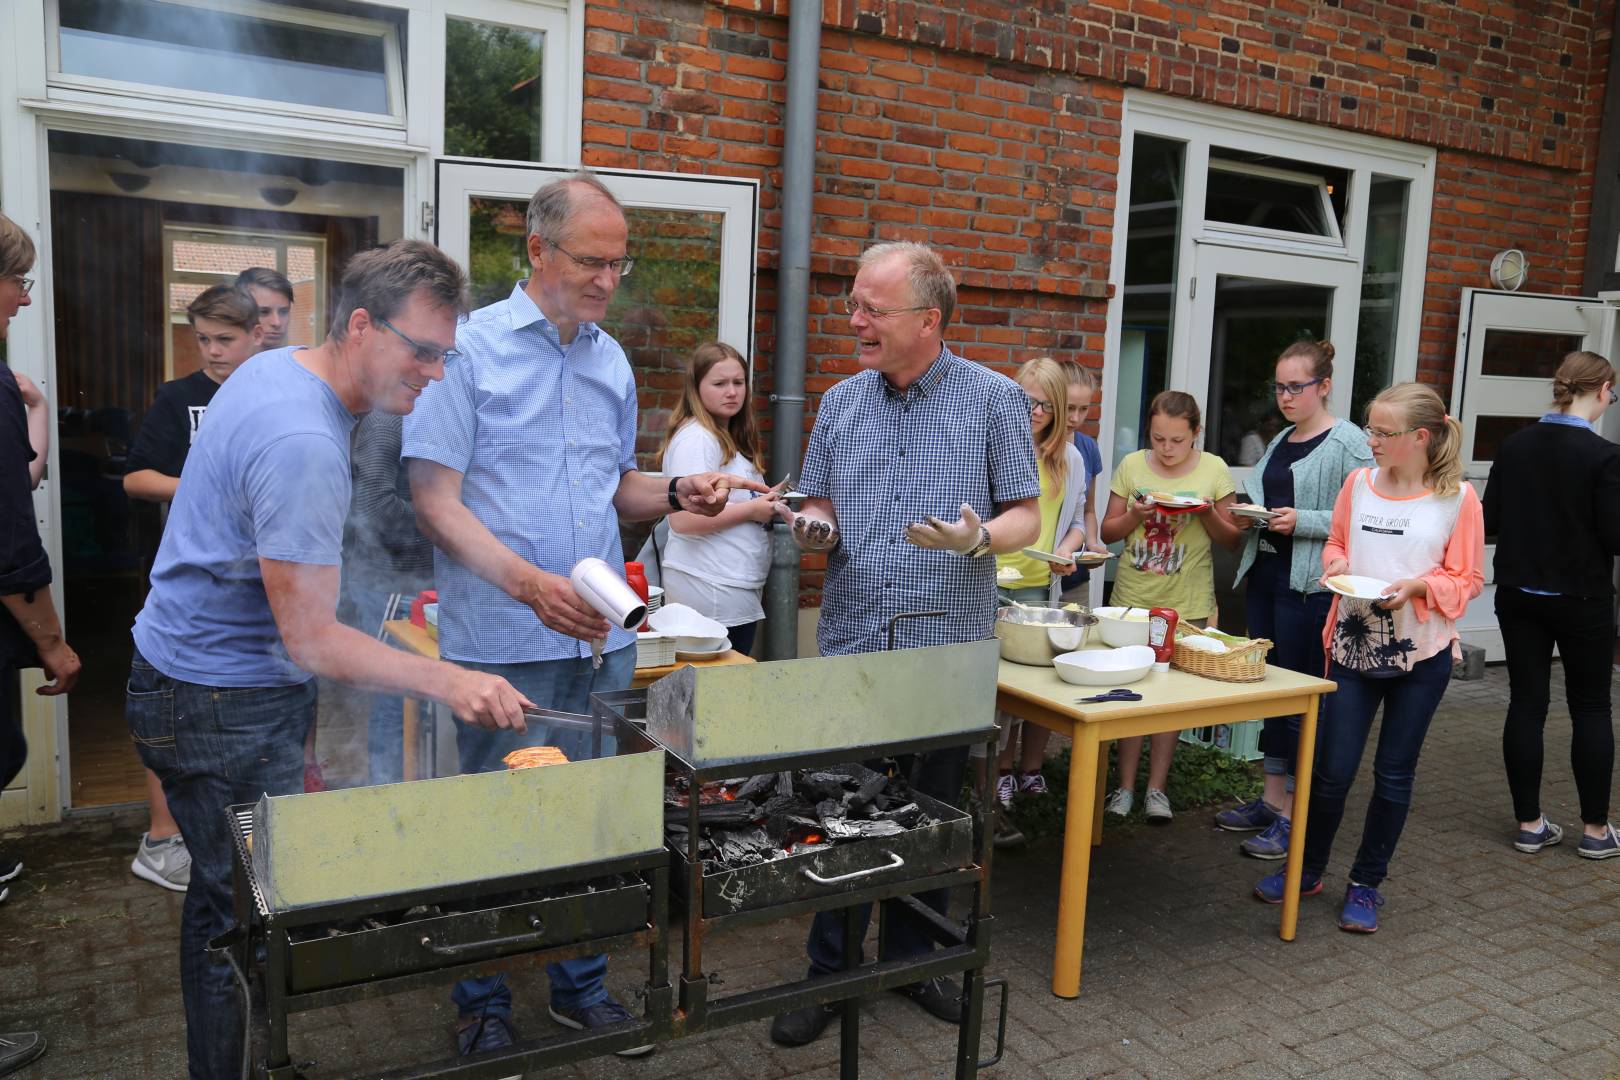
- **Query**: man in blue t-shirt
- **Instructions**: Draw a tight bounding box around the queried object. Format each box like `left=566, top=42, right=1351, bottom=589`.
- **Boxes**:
left=127, top=241, right=533, bottom=1080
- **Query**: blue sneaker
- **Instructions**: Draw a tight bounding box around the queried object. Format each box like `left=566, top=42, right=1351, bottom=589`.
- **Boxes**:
left=1253, top=868, right=1322, bottom=904
left=1577, top=823, right=1620, bottom=860
left=1513, top=817, right=1563, bottom=853
left=1338, top=884, right=1384, bottom=933
left=1215, top=797, right=1278, bottom=833
left=456, top=1014, right=517, bottom=1056
left=550, top=996, right=654, bottom=1057
left=1240, top=816, right=1291, bottom=860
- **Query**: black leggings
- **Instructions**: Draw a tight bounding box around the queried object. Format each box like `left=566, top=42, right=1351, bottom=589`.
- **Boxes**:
left=0, top=665, right=24, bottom=792
left=1497, top=587, right=1615, bottom=826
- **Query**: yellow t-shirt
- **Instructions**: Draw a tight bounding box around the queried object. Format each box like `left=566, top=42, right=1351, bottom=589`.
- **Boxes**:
left=1109, top=449, right=1235, bottom=620
left=997, top=460, right=1062, bottom=589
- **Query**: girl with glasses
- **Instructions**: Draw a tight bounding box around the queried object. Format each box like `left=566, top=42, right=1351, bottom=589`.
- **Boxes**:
left=1255, top=381, right=1484, bottom=932
left=1217, top=340, right=1372, bottom=859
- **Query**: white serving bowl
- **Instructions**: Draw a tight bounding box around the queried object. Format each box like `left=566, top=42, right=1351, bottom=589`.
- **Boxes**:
left=675, top=634, right=729, bottom=654
left=1093, top=606, right=1152, bottom=648
left=1051, top=645, right=1156, bottom=686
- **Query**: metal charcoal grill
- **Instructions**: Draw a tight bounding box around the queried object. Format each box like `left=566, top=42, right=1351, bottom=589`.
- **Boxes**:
left=594, top=619, right=1010, bottom=1079
left=218, top=707, right=672, bottom=1080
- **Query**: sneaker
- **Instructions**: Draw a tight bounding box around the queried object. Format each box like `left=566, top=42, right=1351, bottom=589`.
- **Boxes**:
left=0, top=1031, right=46, bottom=1075
left=993, top=772, right=1017, bottom=809
left=769, top=1003, right=836, bottom=1047
left=1143, top=788, right=1172, bottom=824
left=992, top=805, right=1026, bottom=849
left=892, top=976, right=963, bottom=1024
left=1254, top=868, right=1323, bottom=904
left=0, top=855, right=21, bottom=884
left=1513, top=817, right=1564, bottom=854
left=1214, top=797, right=1278, bottom=833
left=549, top=996, right=653, bottom=1057
left=1577, top=823, right=1620, bottom=860
left=1240, top=816, right=1291, bottom=860
left=1017, top=772, right=1049, bottom=797
left=1103, top=788, right=1134, bottom=819
left=131, top=833, right=191, bottom=892
left=1338, top=884, right=1384, bottom=933
left=456, top=1014, right=517, bottom=1057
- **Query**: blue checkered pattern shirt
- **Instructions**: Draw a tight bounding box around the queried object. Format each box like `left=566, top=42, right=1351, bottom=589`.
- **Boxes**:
left=801, top=346, right=1040, bottom=656
left=402, top=282, right=639, bottom=663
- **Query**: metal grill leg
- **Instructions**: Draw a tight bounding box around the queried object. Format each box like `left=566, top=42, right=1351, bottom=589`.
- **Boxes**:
left=839, top=905, right=860, bottom=1080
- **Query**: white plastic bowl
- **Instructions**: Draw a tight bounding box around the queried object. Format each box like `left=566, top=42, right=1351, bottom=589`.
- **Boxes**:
left=1093, top=606, right=1152, bottom=648
left=675, top=634, right=729, bottom=654
left=1051, top=645, right=1156, bottom=686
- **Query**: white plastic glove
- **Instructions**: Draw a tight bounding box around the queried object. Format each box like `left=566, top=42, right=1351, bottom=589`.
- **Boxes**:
left=775, top=504, right=841, bottom=551
left=904, top=503, right=984, bottom=553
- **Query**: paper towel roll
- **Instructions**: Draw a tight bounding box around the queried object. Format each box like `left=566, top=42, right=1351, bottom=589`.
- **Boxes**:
left=570, top=558, right=648, bottom=631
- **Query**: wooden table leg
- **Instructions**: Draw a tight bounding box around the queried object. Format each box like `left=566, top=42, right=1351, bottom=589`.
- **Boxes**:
left=1053, top=726, right=1100, bottom=998
left=1279, top=693, right=1319, bottom=942
left=402, top=697, right=420, bottom=782
left=1092, top=739, right=1108, bottom=846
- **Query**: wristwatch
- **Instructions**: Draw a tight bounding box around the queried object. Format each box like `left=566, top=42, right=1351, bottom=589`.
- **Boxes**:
left=961, top=525, right=993, bottom=558
left=667, top=476, right=684, bottom=511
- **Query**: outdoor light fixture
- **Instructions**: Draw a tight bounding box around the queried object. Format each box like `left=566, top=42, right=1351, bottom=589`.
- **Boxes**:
left=259, top=185, right=298, bottom=207
left=1489, top=248, right=1528, bottom=291
left=107, top=171, right=151, bottom=193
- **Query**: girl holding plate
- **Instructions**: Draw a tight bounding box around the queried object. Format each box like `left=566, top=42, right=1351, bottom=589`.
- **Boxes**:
left=1218, top=341, right=1372, bottom=859
left=1255, top=382, right=1484, bottom=933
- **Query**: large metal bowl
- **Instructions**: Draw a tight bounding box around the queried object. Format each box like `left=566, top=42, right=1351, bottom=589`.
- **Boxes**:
left=994, top=602, right=1098, bottom=666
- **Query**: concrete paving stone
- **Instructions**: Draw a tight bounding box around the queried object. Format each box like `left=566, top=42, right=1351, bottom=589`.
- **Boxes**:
left=1408, top=996, right=1485, bottom=1031
left=1550, top=1045, right=1620, bottom=1079
left=1033, top=1044, right=1129, bottom=1078
left=1417, top=1023, right=1499, bottom=1061
left=1295, top=1030, right=1384, bottom=1068
left=1539, top=1015, right=1616, bottom=1054
left=1428, top=1054, right=1516, bottom=1080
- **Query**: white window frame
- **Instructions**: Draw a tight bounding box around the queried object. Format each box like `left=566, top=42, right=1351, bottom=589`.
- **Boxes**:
left=45, top=0, right=407, bottom=130
left=1203, top=158, right=1344, bottom=250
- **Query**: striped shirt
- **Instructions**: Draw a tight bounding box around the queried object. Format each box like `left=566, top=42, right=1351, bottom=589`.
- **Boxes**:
left=402, top=282, right=638, bottom=664
left=801, top=346, right=1040, bottom=656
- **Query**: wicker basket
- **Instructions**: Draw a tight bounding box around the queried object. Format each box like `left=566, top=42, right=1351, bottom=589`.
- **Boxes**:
left=1171, top=627, right=1271, bottom=682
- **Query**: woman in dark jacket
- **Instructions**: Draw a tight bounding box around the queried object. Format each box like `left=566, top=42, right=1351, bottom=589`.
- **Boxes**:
left=1483, top=350, right=1620, bottom=859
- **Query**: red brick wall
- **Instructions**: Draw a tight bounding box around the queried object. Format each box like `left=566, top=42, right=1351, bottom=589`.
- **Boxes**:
left=582, top=0, right=1613, bottom=594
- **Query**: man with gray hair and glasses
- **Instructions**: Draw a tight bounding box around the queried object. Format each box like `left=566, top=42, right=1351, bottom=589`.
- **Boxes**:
left=768, top=240, right=1040, bottom=1047
left=127, top=239, right=537, bottom=1079
left=407, top=171, right=765, bottom=1058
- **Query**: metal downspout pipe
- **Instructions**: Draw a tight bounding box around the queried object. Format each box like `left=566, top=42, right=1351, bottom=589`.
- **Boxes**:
left=762, top=3, right=821, bottom=660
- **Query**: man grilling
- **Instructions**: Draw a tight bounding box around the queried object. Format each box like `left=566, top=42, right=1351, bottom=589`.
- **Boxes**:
left=768, top=241, right=1040, bottom=1045
left=406, top=170, right=767, bottom=1057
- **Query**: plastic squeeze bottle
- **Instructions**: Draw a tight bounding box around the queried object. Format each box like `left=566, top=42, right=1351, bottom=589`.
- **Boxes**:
left=1147, top=608, right=1178, bottom=672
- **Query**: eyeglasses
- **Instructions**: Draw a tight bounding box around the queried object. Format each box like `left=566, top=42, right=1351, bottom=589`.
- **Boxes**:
left=1028, top=397, right=1054, bottom=415
left=6, top=275, right=34, bottom=296
left=376, top=316, right=459, bottom=365
left=1362, top=425, right=1417, bottom=441
left=841, top=296, right=933, bottom=320
left=550, top=242, right=634, bottom=278
left=1271, top=378, right=1324, bottom=397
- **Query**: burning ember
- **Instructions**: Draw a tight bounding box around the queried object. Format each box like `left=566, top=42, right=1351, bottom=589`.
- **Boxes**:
left=664, top=764, right=934, bottom=872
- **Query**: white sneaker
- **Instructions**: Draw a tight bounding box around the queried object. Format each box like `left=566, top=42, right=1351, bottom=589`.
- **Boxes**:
left=1144, top=788, right=1173, bottom=824
left=994, top=772, right=1018, bottom=809
left=132, top=832, right=191, bottom=892
left=1104, top=788, right=1134, bottom=818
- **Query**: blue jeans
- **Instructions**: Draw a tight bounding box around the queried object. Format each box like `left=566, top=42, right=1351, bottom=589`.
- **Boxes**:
left=339, top=580, right=412, bottom=785
left=1303, top=651, right=1452, bottom=887
left=126, top=647, right=314, bottom=1080
left=1245, top=580, right=1334, bottom=781
left=451, top=645, right=635, bottom=1020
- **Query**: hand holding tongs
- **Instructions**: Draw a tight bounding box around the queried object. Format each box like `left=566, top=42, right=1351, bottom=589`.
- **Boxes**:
left=1076, top=688, right=1144, bottom=703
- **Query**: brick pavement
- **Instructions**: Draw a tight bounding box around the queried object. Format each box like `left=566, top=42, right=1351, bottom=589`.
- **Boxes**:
left=2, top=663, right=1616, bottom=1079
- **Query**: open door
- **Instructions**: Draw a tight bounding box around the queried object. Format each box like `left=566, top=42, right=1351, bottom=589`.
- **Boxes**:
left=1449, top=289, right=1614, bottom=660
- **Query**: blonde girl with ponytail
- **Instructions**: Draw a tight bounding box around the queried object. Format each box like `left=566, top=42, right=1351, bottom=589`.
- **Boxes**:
left=1253, top=381, right=1484, bottom=933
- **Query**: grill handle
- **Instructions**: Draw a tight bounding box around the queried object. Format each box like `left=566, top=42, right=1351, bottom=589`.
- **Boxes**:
left=800, top=850, right=904, bottom=885
left=419, top=914, right=545, bottom=958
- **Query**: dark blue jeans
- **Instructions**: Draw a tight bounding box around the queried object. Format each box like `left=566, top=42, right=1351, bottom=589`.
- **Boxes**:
left=1245, top=579, right=1334, bottom=781
left=126, top=648, right=314, bottom=1080
left=806, top=745, right=969, bottom=976
left=1303, top=651, right=1452, bottom=887
left=450, top=645, right=635, bottom=1021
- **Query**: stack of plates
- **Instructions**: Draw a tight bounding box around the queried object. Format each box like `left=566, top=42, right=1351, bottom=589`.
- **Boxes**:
left=636, top=631, right=676, bottom=669
left=646, top=585, right=664, bottom=617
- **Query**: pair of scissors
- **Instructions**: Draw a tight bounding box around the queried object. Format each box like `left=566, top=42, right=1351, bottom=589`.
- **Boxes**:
left=1077, top=688, right=1144, bottom=703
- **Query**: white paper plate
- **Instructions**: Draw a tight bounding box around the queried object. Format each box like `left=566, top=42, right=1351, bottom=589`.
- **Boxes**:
left=1020, top=547, right=1073, bottom=565
left=1229, top=504, right=1278, bottom=522
left=1325, top=574, right=1393, bottom=601
left=1140, top=491, right=1209, bottom=511
left=1073, top=550, right=1116, bottom=567
left=676, top=637, right=732, bottom=660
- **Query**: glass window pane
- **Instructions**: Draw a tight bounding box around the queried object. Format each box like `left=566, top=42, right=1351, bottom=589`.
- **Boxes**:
left=1206, top=277, right=1333, bottom=466
left=1472, top=415, right=1539, bottom=462
left=57, top=0, right=397, bottom=116
left=1113, top=134, right=1185, bottom=466
left=464, top=195, right=531, bottom=308
left=1479, top=329, right=1584, bottom=378
left=1351, top=176, right=1409, bottom=424
left=1205, top=164, right=1332, bottom=237
left=445, top=18, right=544, bottom=162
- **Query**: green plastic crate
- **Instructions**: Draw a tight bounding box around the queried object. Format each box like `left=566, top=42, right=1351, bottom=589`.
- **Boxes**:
left=1178, top=718, right=1262, bottom=761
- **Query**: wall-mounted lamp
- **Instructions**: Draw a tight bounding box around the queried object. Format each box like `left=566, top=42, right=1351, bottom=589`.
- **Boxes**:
left=260, top=186, right=298, bottom=207
left=1489, top=248, right=1527, bottom=291
left=108, top=171, right=151, bottom=194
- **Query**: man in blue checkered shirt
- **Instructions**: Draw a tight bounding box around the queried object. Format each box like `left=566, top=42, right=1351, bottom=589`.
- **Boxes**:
left=405, top=173, right=765, bottom=1059
left=768, top=241, right=1040, bottom=1048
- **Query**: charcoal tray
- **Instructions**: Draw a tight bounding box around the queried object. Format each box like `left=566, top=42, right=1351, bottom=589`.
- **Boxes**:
left=671, top=787, right=972, bottom=917
left=285, top=877, right=650, bottom=994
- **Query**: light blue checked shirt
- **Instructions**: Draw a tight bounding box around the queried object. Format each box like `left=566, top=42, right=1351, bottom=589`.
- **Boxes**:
left=402, top=282, right=639, bottom=664
left=801, top=346, right=1040, bottom=656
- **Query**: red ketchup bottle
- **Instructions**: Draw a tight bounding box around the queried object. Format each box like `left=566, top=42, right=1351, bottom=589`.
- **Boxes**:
left=624, top=561, right=651, bottom=631
left=1147, top=607, right=1178, bottom=673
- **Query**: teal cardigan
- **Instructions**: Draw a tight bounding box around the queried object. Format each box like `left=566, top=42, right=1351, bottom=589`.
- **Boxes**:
left=1233, top=419, right=1374, bottom=594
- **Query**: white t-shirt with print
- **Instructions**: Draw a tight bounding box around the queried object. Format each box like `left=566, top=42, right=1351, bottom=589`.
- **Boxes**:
left=659, top=421, right=769, bottom=625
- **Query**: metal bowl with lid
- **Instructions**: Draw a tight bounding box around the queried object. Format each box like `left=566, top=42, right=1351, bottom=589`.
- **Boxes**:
left=994, top=601, right=1098, bottom=666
